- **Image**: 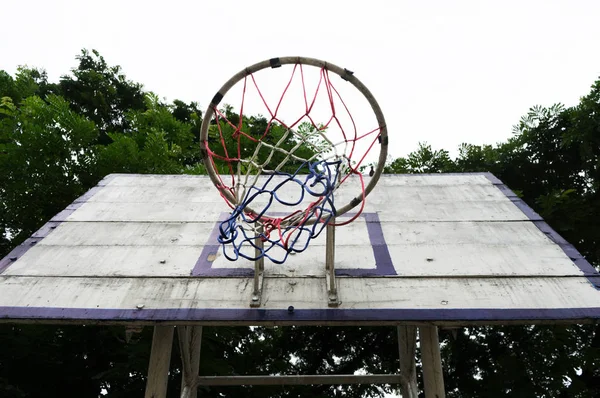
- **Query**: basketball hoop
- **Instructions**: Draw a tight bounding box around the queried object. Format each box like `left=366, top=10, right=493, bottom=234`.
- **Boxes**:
left=200, top=57, right=388, bottom=267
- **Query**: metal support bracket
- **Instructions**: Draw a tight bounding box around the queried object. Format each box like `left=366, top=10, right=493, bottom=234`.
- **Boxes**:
left=250, top=226, right=265, bottom=307
left=326, top=220, right=341, bottom=307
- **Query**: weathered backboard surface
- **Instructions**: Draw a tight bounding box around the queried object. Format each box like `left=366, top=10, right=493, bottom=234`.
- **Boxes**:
left=1, top=173, right=599, bottom=325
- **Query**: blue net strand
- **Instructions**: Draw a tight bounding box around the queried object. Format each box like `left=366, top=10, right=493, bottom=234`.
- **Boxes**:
left=217, top=159, right=342, bottom=264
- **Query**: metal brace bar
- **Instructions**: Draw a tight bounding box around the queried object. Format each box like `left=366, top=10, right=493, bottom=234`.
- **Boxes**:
left=250, top=225, right=265, bottom=307
left=325, top=219, right=340, bottom=307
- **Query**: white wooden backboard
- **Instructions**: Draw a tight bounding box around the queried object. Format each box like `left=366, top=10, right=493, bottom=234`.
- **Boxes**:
left=0, top=173, right=599, bottom=325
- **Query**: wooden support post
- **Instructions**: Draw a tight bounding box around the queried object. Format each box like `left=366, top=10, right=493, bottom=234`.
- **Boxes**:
left=419, top=326, right=446, bottom=398
left=397, top=326, right=419, bottom=398
left=178, top=326, right=203, bottom=398
left=145, top=326, right=175, bottom=398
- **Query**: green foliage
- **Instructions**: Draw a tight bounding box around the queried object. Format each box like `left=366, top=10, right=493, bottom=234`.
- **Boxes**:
left=0, top=94, right=98, bottom=248
left=1, top=51, right=600, bottom=398
left=58, top=49, right=147, bottom=144
left=0, top=67, right=50, bottom=105
left=97, top=93, right=196, bottom=175
left=384, top=142, right=454, bottom=174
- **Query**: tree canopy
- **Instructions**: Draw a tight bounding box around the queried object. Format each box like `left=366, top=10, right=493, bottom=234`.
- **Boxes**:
left=0, top=50, right=599, bottom=397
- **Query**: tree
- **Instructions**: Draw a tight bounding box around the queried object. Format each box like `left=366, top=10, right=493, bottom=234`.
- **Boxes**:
left=56, top=49, right=147, bottom=144
left=97, top=93, right=196, bottom=175
left=2, top=51, right=600, bottom=398
left=443, top=91, right=600, bottom=397
left=0, top=94, right=98, bottom=251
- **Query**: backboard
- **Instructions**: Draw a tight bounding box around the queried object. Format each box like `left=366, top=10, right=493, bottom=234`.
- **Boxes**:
left=0, top=172, right=599, bottom=325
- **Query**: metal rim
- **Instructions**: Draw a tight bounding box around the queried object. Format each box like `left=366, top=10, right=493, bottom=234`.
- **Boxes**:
left=199, top=56, right=388, bottom=219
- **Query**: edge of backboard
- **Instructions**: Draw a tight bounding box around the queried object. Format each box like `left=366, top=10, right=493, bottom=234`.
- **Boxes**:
left=1, top=306, right=599, bottom=326
left=481, top=172, right=600, bottom=290
left=0, top=174, right=119, bottom=274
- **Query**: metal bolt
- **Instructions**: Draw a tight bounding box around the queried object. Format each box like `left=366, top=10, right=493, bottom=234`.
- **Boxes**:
left=136, top=304, right=145, bottom=310
left=159, top=260, right=166, bottom=264
left=251, top=296, right=259, bottom=302
left=441, top=300, right=448, bottom=305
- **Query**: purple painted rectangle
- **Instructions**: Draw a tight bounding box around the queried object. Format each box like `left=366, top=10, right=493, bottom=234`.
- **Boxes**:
left=484, top=173, right=600, bottom=289
left=1, top=306, right=599, bottom=323
left=337, top=212, right=396, bottom=276
left=192, top=212, right=396, bottom=277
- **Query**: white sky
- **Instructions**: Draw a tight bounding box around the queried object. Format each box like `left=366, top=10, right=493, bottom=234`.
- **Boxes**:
left=3, top=0, right=600, bottom=161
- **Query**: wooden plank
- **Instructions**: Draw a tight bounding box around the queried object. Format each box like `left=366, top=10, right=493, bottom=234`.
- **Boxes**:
left=64, top=199, right=528, bottom=223
left=211, top=242, right=578, bottom=277
left=383, top=242, right=578, bottom=276
left=39, top=222, right=214, bottom=247
left=379, top=221, right=554, bottom=246
left=419, top=326, right=446, bottom=398
left=8, top=214, right=579, bottom=278
left=60, top=172, right=529, bottom=223
left=86, top=180, right=507, bottom=204
left=375, top=174, right=492, bottom=186
left=3, top=246, right=203, bottom=277
left=4, top=238, right=578, bottom=277
left=0, top=276, right=598, bottom=316
left=103, top=173, right=493, bottom=188
left=39, top=219, right=555, bottom=247
left=144, top=326, right=174, bottom=398
left=37, top=218, right=563, bottom=248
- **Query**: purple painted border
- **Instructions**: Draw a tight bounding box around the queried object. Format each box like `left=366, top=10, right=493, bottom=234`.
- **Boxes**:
left=192, top=212, right=396, bottom=277
left=484, top=173, right=600, bottom=289
left=0, top=174, right=117, bottom=274
left=1, top=306, right=599, bottom=323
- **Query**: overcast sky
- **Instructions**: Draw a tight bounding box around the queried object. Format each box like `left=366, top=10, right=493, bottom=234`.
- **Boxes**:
left=3, top=0, right=600, bottom=160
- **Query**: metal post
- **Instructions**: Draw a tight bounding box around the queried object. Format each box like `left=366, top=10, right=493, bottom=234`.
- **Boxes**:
left=250, top=225, right=264, bottom=307
left=178, top=326, right=203, bottom=398
left=397, top=326, right=419, bottom=398
left=419, top=326, right=446, bottom=398
left=144, top=326, right=175, bottom=398
left=325, top=219, right=340, bottom=307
